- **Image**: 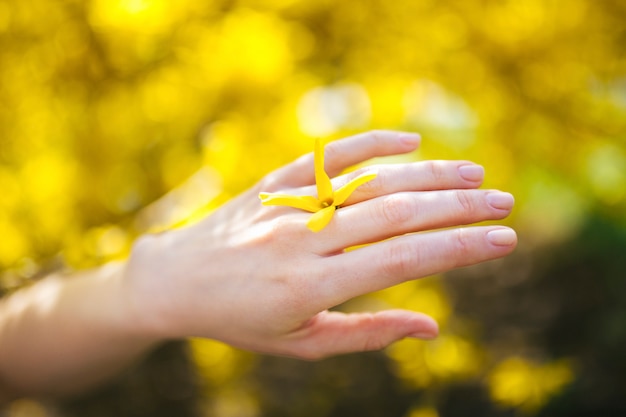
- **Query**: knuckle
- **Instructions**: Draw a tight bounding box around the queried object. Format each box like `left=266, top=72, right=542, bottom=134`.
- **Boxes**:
left=369, top=129, right=386, bottom=144
left=257, top=216, right=303, bottom=250
left=452, top=228, right=472, bottom=261
left=454, top=190, right=475, bottom=213
left=358, top=315, right=388, bottom=351
left=425, top=160, right=447, bottom=182
left=324, top=140, right=340, bottom=163
left=380, top=240, right=418, bottom=278
left=259, top=173, right=282, bottom=192
left=362, top=335, right=388, bottom=352
left=366, top=129, right=395, bottom=150
left=380, top=194, right=415, bottom=226
left=285, top=335, right=327, bottom=360
left=267, top=216, right=292, bottom=240
left=263, top=270, right=312, bottom=318
left=349, top=168, right=382, bottom=194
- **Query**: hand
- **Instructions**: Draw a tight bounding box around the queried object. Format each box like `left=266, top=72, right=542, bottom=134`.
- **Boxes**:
left=124, top=130, right=517, bottom=359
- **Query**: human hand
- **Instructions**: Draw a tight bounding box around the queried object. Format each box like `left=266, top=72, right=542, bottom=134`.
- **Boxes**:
left=124, top=130, right=516, bottom=359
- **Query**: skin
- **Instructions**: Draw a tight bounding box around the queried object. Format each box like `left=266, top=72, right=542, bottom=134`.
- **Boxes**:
left=0, top=130, right=517, bottom=401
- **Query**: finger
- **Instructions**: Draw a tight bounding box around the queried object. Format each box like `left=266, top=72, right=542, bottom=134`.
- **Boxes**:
left=315, top=189, right=514, bottom=253
left=332, top=160, right=485, bottom=206
left=324, top=131, right=421, bottom=177
left=280, top=310, right=438, bottom=360
left=266, top=130, right=421, bottom=188
left=313, top=226, right=517, bottom=308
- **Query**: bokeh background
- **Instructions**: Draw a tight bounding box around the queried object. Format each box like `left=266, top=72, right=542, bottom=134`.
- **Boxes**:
left=1, top=0, right=626, bottom=416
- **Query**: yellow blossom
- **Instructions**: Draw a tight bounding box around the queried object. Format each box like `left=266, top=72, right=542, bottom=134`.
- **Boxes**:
left=259, top=139, right=377, bottom=232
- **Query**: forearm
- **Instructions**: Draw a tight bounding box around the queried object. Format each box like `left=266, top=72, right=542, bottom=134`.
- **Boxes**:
left=0, top=262, right=161, bottom=401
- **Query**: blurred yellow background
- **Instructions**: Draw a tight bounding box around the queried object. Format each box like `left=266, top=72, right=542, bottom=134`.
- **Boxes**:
left=1, top=1, right=626, bottom=416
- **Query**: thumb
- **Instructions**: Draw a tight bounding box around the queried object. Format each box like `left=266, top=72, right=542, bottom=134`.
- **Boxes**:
left=282, top=309, right=439, bottom=360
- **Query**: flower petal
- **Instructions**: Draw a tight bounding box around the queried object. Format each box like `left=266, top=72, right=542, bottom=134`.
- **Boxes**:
left=307, top=205, right=336, bottom=232
left=333, top=171, right=378, bottom=206
left=259, top=193, right=323, bottom=212
left=314, top=139, right=333, bottom=204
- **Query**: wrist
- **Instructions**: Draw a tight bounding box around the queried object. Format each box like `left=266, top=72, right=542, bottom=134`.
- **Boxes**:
left=99, top=260, right=166, bottom=347
left=122, top=232, right=183, bottom=341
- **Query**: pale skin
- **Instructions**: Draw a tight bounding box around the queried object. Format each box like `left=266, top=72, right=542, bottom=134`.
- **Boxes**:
left=0, top=130, right=517, bottom=401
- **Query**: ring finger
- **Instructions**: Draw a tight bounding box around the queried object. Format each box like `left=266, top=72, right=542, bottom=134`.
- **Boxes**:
left=313, top=188, right=515, bottom=254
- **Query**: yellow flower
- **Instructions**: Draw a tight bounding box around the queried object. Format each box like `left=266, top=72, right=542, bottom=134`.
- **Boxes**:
left=259, top=139, right=378, bottom=232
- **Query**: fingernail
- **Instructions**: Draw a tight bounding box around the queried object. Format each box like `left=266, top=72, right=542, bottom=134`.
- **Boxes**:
left=487, top=228, right=517, bottom=246
left=458, top=164, right=484, bottom=182
left=399, top=133, right=421, bottom=146
left=486, top=191, right=515, bottom=210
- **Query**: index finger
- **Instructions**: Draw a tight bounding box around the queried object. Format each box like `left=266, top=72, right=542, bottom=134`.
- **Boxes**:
left=268, top=130, right=421, bottom=188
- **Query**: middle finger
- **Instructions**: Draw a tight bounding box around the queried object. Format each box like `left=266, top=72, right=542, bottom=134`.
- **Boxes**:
left=333, top=160, right=485, bottom=206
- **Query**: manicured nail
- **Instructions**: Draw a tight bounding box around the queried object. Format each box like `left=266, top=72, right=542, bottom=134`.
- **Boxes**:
left=486, top=191, right=515, bottom=210
left=399, top=133, right=421, bottom=146
left=487, top=228, right=517, bottom=246
left=458, top=164, right=484, bottom=182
